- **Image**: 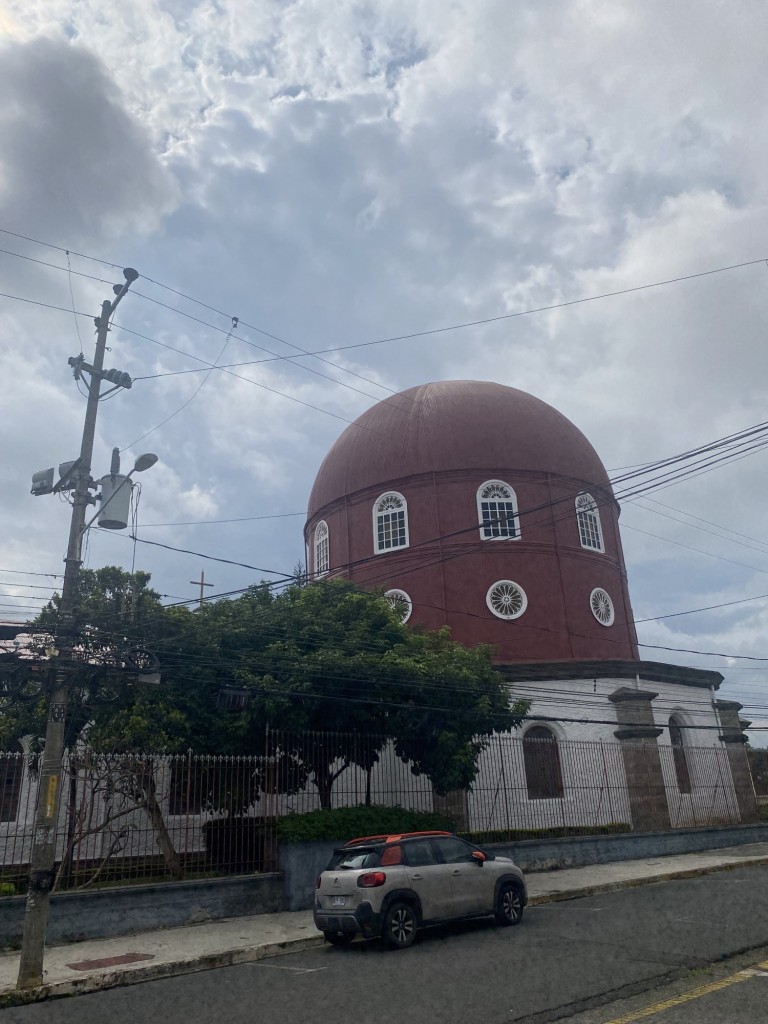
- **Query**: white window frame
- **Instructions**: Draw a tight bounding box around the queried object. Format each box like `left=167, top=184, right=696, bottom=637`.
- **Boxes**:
left=314, top=520, right=329, bottom=577
left=384, top=588, right=413, bottom=623
left=373, top=491, right=409, bottom=554
left=589, top=587, right=615, bottom=627
left=576, top=492, right=604, bottom=552
left=477, top=480, right=521, bottom=541
left=486, top=579, right=528, bottom=620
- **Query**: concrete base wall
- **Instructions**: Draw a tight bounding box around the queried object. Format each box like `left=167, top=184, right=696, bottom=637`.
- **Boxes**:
left=0, top=873, right=283, bottom=950
left=489, top=822, right=768, bottom=872
left=280, top=840, right=339, bottom=912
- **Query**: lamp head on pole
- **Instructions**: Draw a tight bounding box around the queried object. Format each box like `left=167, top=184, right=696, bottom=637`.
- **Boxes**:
left=133, top=453, right=158, bottom=473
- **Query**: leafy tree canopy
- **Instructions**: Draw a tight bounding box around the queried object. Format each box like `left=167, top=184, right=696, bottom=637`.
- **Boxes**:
left=1, top=570, right=529, bottom=804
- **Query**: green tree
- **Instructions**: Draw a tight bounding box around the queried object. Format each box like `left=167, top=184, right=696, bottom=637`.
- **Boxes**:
left=157, top=580, right=529, bottom=808
left=0, top=568, right=193, bottom=884
left=3, top=572, right=529, bottom=812
left=1, top=567, right=187, bottom=752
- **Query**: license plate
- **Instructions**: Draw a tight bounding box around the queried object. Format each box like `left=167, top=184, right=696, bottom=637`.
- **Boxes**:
left=332, top=896, right=347, bottom=907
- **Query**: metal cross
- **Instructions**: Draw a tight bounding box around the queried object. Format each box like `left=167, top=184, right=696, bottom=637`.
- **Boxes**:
left=190, top=570, right=213, bottom=609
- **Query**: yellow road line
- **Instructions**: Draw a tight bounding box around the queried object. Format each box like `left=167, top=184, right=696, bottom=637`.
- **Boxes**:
left=602, top=958, right=768, bottom=1023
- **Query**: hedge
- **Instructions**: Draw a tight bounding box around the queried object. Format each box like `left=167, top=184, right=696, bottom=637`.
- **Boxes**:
left=276, top=805, right=455, bottom=843
left=275, top=805, right=631, bottom=845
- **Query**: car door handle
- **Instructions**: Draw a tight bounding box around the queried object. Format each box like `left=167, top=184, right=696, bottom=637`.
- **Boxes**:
left=410, top=873, right=423, bottom=879
left=452, top=869, right=462, bottom=875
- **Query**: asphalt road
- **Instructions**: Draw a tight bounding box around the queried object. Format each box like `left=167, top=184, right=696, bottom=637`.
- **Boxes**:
left=4, top=866, right=768, bottom=1024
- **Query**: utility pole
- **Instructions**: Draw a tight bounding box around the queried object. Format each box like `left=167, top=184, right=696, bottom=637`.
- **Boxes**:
left=190, top=570, right=213, bottom=609
left=17, top=270, right=139, bottom=990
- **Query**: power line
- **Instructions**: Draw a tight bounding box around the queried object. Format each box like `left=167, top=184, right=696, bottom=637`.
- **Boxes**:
left=137, top=512, right=305, bottom=527
left=4, top=225, right=766, bottom=386
left=129, top=253, right=768, bottom=366
left=0, top=232, right=411, bottom=407
left=0, top=569, right=64, bottom=579
left=27, top=567, right=765, bottom=719
left=622, top=523, right=768, bottom=577
left=635, top=496, right=768, bottom=556
left=0, top=290, right=92, bottom=319
left=635, top=592, right=768, bottom=623
left=0, top=582, right=60, bottom=591
left=108, top=532, right=297, bottom=579
left=121, top=316, right=239, bottom=451
left=67, top=556, right=768, bottom=668
left=85, top=420, right=768, bottom=640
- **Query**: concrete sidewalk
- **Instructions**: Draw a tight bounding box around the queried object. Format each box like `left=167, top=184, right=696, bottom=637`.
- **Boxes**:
left=2, top=842, right=768, bottom=1008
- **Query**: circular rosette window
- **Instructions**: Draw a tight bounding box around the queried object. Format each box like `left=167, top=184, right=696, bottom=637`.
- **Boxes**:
left=590, top=587, right=615, bottom=626
left=486, top=580, right=528, bottom=620
left=384, top=588, right=413, bottom=623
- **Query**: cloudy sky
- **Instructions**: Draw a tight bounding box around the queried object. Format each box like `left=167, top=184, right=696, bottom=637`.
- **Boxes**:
left=1, top=1, right=767, bottom=739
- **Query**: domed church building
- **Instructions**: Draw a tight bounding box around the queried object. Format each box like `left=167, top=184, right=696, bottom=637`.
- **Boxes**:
left=305, top=381, right=756, bottom=832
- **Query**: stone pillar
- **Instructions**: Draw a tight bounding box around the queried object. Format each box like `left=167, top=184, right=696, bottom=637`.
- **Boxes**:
left=608, top=687, right=671, bottom=831
left=716, top=700, right=759, bottom=823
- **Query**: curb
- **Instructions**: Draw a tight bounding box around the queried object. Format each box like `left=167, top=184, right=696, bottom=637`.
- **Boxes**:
left=3, top=855, right=768, bottom=1008
left=526, top=854, right=768, bottom=905
left=0, top=936, right=325, bottom=1009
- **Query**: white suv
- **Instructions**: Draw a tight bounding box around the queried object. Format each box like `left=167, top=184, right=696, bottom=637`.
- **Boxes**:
left=314, top=830, right=527, bottom=949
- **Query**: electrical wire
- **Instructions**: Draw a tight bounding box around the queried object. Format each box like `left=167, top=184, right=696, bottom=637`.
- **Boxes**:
left=78, top=413, right=768, bottom=643
left=0, top=569, right=64, bottom=579
left=121, top=316, right=239, bottom=451
left=138, top=513, right=305, bottom=527
left=130, top=254, right=768, bottom=366
left=64, top=565, right=768, bottom=674
left=635, top=592, right=768, bottom=624
left=28, top=573, right=765, bottom=726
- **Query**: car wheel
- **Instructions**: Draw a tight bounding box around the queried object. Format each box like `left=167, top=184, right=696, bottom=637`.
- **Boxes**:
left=383, top=900, right=417, bottom=949
left=323, top=930, right=355, bottom=946
left=495, top=883, right=524, bottom=926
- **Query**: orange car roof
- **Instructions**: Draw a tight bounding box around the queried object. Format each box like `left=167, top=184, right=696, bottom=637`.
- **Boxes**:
left=344, top=830, right=452, bottom=846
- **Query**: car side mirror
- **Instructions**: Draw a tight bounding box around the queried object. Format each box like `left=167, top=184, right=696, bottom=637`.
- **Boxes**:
left=471, top=850, right=486, bottom=866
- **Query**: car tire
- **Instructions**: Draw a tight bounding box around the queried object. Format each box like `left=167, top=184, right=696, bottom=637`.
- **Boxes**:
left=323, top=930, right=355, bottom=946
left=495, top=882, right=524, bottom=926
left=382, top=900, right=418, bottom=949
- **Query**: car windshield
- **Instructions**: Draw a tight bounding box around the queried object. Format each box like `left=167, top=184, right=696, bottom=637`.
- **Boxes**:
left=328, top=848, right=380, bottom=870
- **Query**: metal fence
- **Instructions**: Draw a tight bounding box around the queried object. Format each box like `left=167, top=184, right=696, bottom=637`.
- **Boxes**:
left=0, top=732, right=754, bottom=893
left=467, top=734, right=742, bottom=837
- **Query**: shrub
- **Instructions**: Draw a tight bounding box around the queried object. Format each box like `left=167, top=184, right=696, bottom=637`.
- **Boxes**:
left=276, top=807, right=631, bottom=845
left=277, top=805, right=455, bottom=843
left=461, top=823, right=631, bottom=845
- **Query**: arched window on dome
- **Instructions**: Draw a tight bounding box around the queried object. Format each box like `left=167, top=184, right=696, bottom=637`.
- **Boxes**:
left=373, top=492, right=409, bottom=554
left=477, top=481, right=520, bottom=540
left=523, top=726, right=564, bottom=800
left=314, top=520, right=329, bottom=577
left=669, top=715, right=692, bottom=794
left=576, top=493, right=604, bottom=552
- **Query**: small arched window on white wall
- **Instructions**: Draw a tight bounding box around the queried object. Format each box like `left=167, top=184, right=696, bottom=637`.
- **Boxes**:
left=669, top=715, right=692, bottom=794
left=576, top=493, right=604, bottom=552
left=477, top=480, right=520, bottom=540
left=523, top=726, right=564, bottom=800
left=374, top=492, right=409, bottom=554
left=314, top=520, right=329, bottom=576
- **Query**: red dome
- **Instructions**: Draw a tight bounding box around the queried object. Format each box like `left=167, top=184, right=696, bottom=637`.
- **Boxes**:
left=308, top=380, right=610, bottom=515
left=305, top=380, right=638, bottom=664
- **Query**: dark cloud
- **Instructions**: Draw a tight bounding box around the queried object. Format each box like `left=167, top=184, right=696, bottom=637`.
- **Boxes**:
left=0, top=36, right=173, bottom=243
